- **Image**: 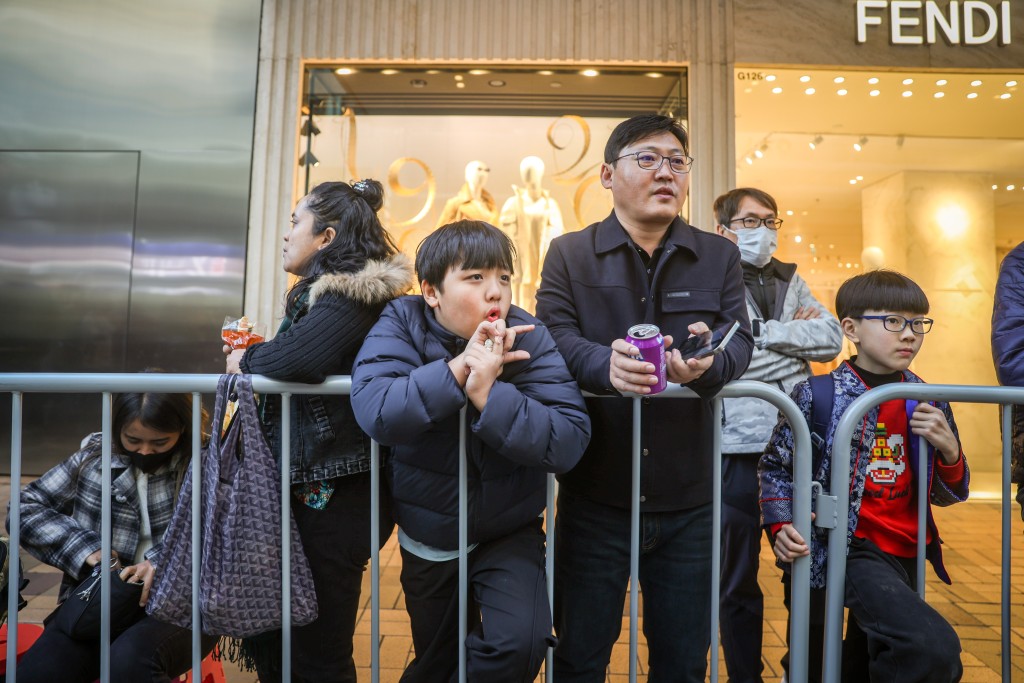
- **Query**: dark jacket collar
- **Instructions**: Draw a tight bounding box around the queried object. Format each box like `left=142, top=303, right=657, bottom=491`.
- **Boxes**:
left=594, top=211, right=699, bottom=258
left=741, top=257, right=797, bottom=282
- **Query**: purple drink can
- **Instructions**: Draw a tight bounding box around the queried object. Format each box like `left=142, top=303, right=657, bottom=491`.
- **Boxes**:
left=626, top=323, right=666, bottom=394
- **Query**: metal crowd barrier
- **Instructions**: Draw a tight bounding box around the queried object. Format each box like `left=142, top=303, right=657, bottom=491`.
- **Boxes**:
left=0, top=374, right=813, bottom=683
left=823, top=383, right=1024, bottom=683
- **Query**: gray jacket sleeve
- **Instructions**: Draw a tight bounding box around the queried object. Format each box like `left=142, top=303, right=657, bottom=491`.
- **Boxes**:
left=758, top=273, right=843, bottom=363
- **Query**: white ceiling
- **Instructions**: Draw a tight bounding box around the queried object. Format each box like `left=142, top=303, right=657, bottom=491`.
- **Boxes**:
left=734, top=67, right=1024, bottom=295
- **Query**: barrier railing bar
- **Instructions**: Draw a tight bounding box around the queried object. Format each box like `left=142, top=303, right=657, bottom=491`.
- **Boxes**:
left=281, top=392, right=292, bottom=683
left=710, top=398, right=723, bottom=683
left=458, top=406, right=468, bottom=683
left=6, top=392, right=23, bottom=680
left=916, top=433, right=927, bottom=598
left=823, top=383, right=1024, bottom=683
left=100, top=392, right=113, bottom=683
left=545, top=474, right=555, bottom=683
left=191, top=392, right=203, bottom=676
left=629, top=396, right=641, bottom=681
left=1001, top=404, right=1012, bottom=683
left=371, top=439, right=382, bottom=683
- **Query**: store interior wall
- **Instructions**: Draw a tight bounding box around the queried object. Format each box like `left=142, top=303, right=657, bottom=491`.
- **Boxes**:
left=0, top=0, right=262, bottom=474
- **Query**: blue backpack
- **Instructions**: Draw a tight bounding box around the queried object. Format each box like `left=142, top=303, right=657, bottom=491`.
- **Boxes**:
left=806, top=374, right=834, bottom=476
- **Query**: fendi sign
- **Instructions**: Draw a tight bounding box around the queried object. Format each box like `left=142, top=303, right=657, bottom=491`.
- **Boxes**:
left=856, top=0, right=1013, bottom=44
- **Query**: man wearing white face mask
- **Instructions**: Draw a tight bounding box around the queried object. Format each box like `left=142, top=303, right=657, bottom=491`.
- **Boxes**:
left=713, top=187, right=842, bottom=683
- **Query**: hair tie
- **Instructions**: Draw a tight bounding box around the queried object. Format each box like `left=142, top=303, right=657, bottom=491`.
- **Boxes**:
left=352, top=179, right=369, bottom=196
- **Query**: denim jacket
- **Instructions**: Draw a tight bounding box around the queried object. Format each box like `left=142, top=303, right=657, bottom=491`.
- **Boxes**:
left=241, top=254, right=414, bottom=483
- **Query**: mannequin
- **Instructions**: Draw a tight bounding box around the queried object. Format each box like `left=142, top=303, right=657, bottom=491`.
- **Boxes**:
left=499, top=156, right=564, bottom=308
left=435, top=160, right=498, bottom=227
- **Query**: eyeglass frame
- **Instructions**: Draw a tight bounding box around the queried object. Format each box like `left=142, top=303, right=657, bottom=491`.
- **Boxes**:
left=727, top=216, right=784, bottom=230
left=613, top=151, right=694, bottom=174
left=858, top=314, right=935, bottom=334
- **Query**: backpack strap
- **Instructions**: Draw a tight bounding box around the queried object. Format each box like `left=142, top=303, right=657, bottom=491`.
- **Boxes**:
left=806, top=373, right=835, bottom=474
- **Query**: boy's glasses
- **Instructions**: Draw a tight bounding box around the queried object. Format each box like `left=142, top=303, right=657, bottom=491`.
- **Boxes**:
left=859, top=314, right=934, bottom=334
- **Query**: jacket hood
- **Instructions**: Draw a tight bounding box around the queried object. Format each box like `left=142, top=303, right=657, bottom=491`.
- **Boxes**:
left=308, top=252, right=414, bottom=308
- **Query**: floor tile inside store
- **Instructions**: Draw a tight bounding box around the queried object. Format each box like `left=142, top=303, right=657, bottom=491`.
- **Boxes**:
left=3, top=474, right=1022, bottom=682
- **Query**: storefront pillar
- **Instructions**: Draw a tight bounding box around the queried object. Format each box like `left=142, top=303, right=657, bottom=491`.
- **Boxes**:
left=861, top=171, right=999, bottom=471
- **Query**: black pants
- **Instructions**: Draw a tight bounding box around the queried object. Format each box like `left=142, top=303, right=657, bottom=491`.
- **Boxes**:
left=782, top=537, right=962, bottom=683
left=256, top=471, right=395, bottom=683
left=12, top=612, right=217, bottom=683
left=399, top=520, right=553, bottom=683
left=720, top=453, right=766, bottom=683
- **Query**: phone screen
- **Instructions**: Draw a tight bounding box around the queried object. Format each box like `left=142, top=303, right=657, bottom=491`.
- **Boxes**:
left=678, top=321, right=740, bottom=360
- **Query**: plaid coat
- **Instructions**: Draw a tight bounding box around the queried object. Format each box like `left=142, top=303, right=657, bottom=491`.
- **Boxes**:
left=758, top=361, right=970, bottom=589
left=7, top=433, right=184, bottom=603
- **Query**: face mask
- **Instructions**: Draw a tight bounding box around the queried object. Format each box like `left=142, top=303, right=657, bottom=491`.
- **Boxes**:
left=127, top=450, right=177, bottom=475
left=727, top=226, right=777, bottom=267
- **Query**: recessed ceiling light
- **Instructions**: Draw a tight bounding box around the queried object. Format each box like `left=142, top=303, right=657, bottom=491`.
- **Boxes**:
left=488, top=79, right=506, bottom=87
left=902, top=90, right=913, bottom=97
left=425, top=69, right=442, bottom=75
left=934, top=92, right=945, bottom=98
left=967, top=92, right=978, bottom=99
left=850, top=179, right=858, bottom=184
left=936, top=79, right=947, bottom=86
left=765, top=74, right=776, bottom=82
left=1009, top=185, right=1017, bottom=191
left=334, top=67, right=355, bottom=75
left=744, top=156, right=754, bottom=165
left=868, top=77, right=879, bottom=84
left=580, top=69, right=600, bottom=77
left=795, top=235, right=803, bottom=243
left=902, top=78, right=914, bottom=85
left=645, top=72, right=663, bottom=78
left=834, top=76, right=845, bottom=84
left=993, top=184, right=999, bottom=190
left=971, top=79, right=983, bottom=86
left=771, top=87, right=783, bottom=94
left=549, top=81, right=562, bottom=88
left=537, top=70, right=554, bottom=76
left=837, top=88, right=848, bottom=96
left=800, top=75, right=811, bottom=82
left=786, top=210, right=794, bottom=216
left=468, top=69, right=490, bottom=75
left=1008, top=80, right=1019, bottom=87
left=380, top=69, right=400, bottom=75
left=856, top=175, right=864, bottom=180
left=455, top=82, right=466, bottom=89
left=454, top=74, right=464, bottom=81
left=1000, top=93, right=1012, bottom=99
left=869, top=89, right=880, bottom=96
left=805, top=87, right=816, bottom=95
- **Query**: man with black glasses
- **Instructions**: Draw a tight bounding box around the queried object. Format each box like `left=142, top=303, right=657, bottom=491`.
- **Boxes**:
left=712, top=187, right=842, bottom=683
left=536, top=114, right=753, bottom=682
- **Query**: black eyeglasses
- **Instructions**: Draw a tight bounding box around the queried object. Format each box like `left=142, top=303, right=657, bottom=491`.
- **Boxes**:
left=859, top=315, right=934, bottom=334
left=614, top=151, right=694, bottom=174
left=728, top=216, right=784, bottom=230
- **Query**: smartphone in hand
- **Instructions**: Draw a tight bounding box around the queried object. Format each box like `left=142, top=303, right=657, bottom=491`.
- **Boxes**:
left=678, top=321, right=741, bottom=360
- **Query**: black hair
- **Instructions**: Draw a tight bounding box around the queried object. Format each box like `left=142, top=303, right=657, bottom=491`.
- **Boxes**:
left=835, top=270, right=929, bottom=320
left=604, top=114, right=689, bottom=164
left=286, top=179, right=399, bottom=315
left=712, top=187, right=779, bottom=228
left=416, top=220, right=516, bottom=293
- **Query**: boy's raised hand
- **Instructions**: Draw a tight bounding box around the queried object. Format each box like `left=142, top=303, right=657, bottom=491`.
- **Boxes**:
left=910, top=403, right=961, bottom=465
left=459, top=320, right=534, bottom=410
left=773, top=523, right=810, bottom=563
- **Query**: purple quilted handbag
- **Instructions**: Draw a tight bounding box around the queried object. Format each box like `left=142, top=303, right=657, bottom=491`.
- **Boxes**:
left=147, top=374, right=318, bottom=637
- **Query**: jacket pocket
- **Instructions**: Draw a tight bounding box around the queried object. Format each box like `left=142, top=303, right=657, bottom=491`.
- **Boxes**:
left=660, top=288, right=719, bottom=314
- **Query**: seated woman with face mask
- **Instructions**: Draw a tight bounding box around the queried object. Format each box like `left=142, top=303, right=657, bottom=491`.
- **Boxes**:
left=6, top=386, right=218, bottom=683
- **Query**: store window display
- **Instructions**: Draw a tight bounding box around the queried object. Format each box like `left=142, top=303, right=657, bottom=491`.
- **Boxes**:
left=499, top=156, right=564, bottom=308
left=435, top=160, right=498, bottom=227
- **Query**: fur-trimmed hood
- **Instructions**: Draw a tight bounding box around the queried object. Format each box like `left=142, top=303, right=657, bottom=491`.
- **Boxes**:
left=308, top=252, right=414, bottom=308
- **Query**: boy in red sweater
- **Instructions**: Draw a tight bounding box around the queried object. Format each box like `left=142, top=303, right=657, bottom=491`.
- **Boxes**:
left=759, top=270, right=969, bottom=683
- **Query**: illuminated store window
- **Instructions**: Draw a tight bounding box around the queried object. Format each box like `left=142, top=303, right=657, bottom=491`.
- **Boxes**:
left=298, top=65, right=687, bottom=306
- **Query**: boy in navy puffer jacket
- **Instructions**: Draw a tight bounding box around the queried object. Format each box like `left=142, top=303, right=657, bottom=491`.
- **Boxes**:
left=352, top=220, right=591, bottom=683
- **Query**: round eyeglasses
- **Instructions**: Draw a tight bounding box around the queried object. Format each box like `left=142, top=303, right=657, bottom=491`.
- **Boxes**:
left=728, top=216, right=784, bottom=230
left=614, top=151, right=694, bottom=174
left=859, top=315, right=934, bottom=334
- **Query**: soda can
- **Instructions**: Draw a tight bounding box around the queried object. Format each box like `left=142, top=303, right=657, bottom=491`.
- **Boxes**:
left=625, top=323, right=666, bottom=394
